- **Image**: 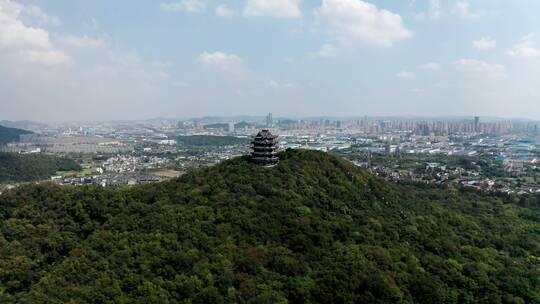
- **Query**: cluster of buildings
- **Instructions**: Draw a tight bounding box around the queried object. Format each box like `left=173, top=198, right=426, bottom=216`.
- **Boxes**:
left=1, top=115, right=539, bottom=193
left=363, top=159, right=540, bottom=195
left=269, top=116, right=540, bottom=136
left=52, top=174, right=162, bottom=187
left=172, top=115, right=540, bottom=136
left=102, top=155, right=169, bottom=173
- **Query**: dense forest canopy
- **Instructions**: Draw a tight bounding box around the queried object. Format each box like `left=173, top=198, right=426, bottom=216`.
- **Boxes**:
left=0, top=153, right=81, bottom=183
left=176, top=135, right=249, bottom=147
left=0, top=149, right=539, bottom=303
left=0, top=125, right=32, bottom=145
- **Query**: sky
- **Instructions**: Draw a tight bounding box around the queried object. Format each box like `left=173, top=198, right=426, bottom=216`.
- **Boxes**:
left=1, top=0, right=540, bottom=122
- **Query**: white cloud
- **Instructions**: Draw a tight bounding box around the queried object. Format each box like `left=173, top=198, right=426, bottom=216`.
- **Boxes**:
left=0, top=14, right=51, bottom=49
left=215, top=4, right=235, bottom=17
left=473, top=37, right=496, bottom=50
left=314, top=0, right=412, bottom=49
left=453, top=1, right=470, bottom=18
left=19, top=49, right=70, bottom=65
left=266, top=79, right=303, bottom=90
left=159, top=0, right=206, bottom=13
left=0, top=0, right=60, bottom=26
left=397, top=71, right=415, bottom=79
left=428, top=0, right=441, bottom=19
left=413, top=0, right=442, bottom=20
left=89, top=17, right=99, bottom=31
left=418, top=62, right=441, bottom=70
left=455, top=58, right=506, bottom=78
left=453, top=1, right=491, bottom=19
left=243, top=0, right=301, bottom=18
left=22, top=4, right=61, bottom=26
left=60, top=35, right=105, bottom=49
left=0, top=0, right=70, bottom=65
left=308, top=43, right=340, bottom=58
left=508, top=33, right=540, bottom=59
left=197, top=51, right=243, bottom=72
left=196, top=51, right=302, bottom=100
left=268, top=79, right=280, bottom=89
left=0, top=1, right=193, bottom=121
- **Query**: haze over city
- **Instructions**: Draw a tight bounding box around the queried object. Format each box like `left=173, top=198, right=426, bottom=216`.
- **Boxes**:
left=1, top=0, right=540, bottom=121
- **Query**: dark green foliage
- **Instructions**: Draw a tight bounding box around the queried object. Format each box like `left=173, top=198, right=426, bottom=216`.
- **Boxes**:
left=0, top=149, right=539, bottom=303
left=203, top=123, right=229, bottom=130
left=0, top=125, right=32, bottom=145
left=177, top=135, right=249, bottom=147
left=0, top=153, right=81, bottom=183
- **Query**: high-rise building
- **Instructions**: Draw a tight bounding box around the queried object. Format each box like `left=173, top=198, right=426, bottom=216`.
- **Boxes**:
left=228, top=121, right=235, bottom=133
left=474, top=116, right=480, bottom=133
left=266, top=113, right=273, bottom=127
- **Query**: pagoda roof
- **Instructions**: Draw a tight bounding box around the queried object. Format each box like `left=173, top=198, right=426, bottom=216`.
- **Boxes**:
left=254, top=129, right=277, bottom=139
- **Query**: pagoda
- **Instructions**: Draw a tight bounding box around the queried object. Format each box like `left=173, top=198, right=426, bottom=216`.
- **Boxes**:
left=251, top=129, right=279, bottom=166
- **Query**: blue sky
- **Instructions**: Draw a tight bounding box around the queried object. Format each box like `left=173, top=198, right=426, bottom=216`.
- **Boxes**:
left=1, top=0, right=540, bottom=121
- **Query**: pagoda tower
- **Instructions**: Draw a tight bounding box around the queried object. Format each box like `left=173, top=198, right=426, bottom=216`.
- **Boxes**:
left=251, top=129, right=279, bottom=166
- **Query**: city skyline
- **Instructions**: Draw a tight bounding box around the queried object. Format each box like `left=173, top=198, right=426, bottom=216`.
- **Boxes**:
left=3, top=113, right=540, bottom=125
left=1, top=0, right=540, bottom=121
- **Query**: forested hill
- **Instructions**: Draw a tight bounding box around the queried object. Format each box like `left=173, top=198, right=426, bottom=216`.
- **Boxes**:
left=176, top=135, right=250, bottom=146
left=0, top=153, right=81, bottom=183
left=0, top=125, right=32, bottom=145
left=1, top=149, right=539, bottom=303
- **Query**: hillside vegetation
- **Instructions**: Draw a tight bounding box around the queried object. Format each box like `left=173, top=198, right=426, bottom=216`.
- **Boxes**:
left=176, top=135, right=249, bottom=146
left=0, top=153, right=81, bottom=183
left=0, top=125, right=32, bottom=145
left=0, top=149, right=539, bottom=303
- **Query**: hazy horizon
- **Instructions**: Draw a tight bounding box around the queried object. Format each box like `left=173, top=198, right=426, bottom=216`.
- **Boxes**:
left=2, top=0, right=540, bottom=121
left=3, top=113, right=540, bottom=125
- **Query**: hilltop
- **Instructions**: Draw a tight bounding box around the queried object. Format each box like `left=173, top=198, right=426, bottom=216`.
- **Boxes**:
left=0, top=149, right=539, bottom=303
